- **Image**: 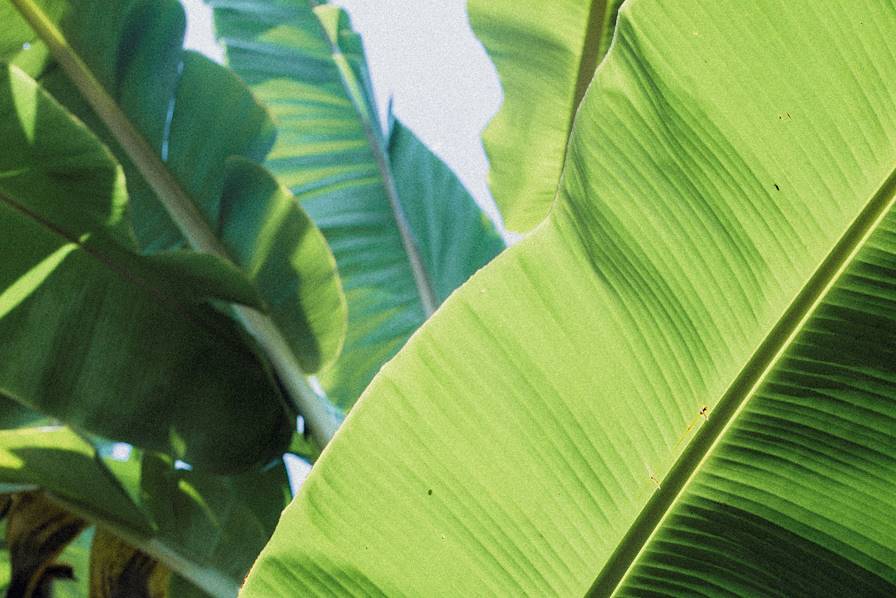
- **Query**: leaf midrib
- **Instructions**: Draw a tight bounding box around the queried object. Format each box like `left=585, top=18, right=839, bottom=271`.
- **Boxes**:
left=307, top=2, right=439, bottom=317
left=569, top=1, right=612, bottom=133
left=589, top=164, right=896, bottom=595
left=563, top=1, right=617, bottom=171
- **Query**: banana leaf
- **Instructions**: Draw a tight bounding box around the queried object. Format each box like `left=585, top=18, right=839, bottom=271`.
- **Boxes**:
left=4, top=0, right=348, bottom=449
left=0, top=64, right=291, bottom=470
left=469, top=0, right=623, bottom=232
left=242, top=0, right=896, bottom=594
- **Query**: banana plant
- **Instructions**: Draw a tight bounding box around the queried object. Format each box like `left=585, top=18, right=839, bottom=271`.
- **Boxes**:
left=204, top=0, right=505, bottom=412
left=1, top=0, right=348, bottom=455
left=469, top=0, right=623, bottom=233
left=0, top=0, right=509, bottom=595
left=241, top=0, right=896, bottom=594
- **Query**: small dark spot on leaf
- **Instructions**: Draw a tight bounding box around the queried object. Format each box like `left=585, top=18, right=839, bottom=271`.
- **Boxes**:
left=773, top=183, right=780, bottom=191
left=427, top=489, right=433, bottom=496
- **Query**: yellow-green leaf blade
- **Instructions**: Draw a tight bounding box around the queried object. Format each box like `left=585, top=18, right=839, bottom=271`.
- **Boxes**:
left=612, top=200, right=896, bottom=596
left=242, top=0, right=896, bottom=595
left=469, top=0, right=623, bottom=232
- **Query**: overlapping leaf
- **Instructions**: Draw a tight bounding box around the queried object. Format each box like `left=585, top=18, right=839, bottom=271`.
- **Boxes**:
left=469, top=0, right=623, bottom=232
left=0, top=64, right=291, bottom=470
left=207, top=0, right=504, bottom=411
left=242, top=0, right=896, bottom=594
left=4, top=0, right=347, bottom=375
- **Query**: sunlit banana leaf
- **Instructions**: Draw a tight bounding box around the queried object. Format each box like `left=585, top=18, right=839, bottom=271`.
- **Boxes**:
left=469, top=0, right=623, bottom=232
left=206, top=0, right=504, bottom=411
left=0, top=428, right=147, bottom=534
left=242, top=0, right=896, bottom=594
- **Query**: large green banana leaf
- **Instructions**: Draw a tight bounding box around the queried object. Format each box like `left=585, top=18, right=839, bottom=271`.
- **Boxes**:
left=469, top=0, right=623, bottom=233
left=4, top=0, right=349, bottom=447
left=0, top=64, right=292, bottom=471
left=0, top=420, right=289, bottom=597
left=241, top=0, right=896, bottom=594
left=205, top=0, right=504, bottom=412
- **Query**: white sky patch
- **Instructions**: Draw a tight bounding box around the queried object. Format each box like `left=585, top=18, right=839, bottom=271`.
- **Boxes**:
left=182, top=0, right=225, bottom=63
left=334, top=0, right=503, bottom=223
left=110, top=442, right=132, bottom=461
left=284, top=453, right=313, bottom=496
left=181, top=0, right=503, bottom=225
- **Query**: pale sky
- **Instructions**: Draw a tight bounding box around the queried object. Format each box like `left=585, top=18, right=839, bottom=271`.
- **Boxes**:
left=182, top=0, right=503, bottom=223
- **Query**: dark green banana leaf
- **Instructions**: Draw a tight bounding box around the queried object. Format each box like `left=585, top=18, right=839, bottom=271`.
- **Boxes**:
left=0, top=64, right=292, bottom=471
left=3, top=0, right=347, bottom=375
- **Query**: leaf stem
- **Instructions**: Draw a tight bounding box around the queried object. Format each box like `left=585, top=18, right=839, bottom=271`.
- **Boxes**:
left=565, top=0, right=620, bottom=169
left=312, top=7, right=438, bottom=317
left=10, top=0, right=340, bottom=448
